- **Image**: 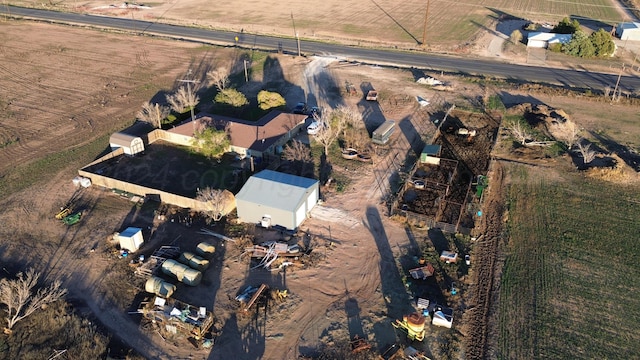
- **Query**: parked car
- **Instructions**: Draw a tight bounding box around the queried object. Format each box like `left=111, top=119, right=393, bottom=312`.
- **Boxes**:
left=307, top=121, right=323, bottom=135
left=309, top=106, right=320, bottom=117
left=293, top=102, right=308, bottom=114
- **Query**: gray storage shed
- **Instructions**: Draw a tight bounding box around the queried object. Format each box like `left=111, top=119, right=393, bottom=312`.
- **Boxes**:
left=235, top=170, right=319, bottom=230
left=109, top=132, right=144, bottom=155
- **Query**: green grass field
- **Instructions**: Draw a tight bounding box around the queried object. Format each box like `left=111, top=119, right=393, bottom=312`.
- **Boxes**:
left=497, top=165, right=640, bottom=359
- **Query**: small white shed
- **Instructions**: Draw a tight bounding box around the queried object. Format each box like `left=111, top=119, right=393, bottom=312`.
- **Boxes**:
left=109, top=132, right=145, bottom=155
left=117, top=227, right=144, bottom=252
left=616, top=22, right=640, bottom=41
left=527, top=32, right=572, bottom=48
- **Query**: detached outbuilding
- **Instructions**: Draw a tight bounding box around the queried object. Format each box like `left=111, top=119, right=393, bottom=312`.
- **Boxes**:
left=616, top=22, right=640, bottom=41
left=235, top=170, right=319, bottom=230
left=117, top=227, right=144, bottom=252
left=527, top=32, right=572, bottom=48
left=420, top=144, right=442, bottom=165
left=109, top=132, right=144, bottom=155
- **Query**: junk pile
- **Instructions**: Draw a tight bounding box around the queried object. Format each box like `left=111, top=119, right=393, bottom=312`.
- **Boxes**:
left=138, top=296, right=214, bottom=346
left=243, top=242, right=304, bottom=270
left=135, top=246, right=180, bottom=278
left=235, top=284, right=289, bottom=313
left=236, top=284, right=269, bottom=312
left=408, top=263, right=435, bottom=280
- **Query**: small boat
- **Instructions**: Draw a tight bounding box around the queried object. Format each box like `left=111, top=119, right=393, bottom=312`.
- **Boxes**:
left=341, top=148, right=359, bottom=160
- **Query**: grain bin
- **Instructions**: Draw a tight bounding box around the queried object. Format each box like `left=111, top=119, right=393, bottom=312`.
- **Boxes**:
left=144, top=276, right=176, bottom=298
left=161, top=259, right=202, bottom=286
left=179, top=252, right=210, bottom=271
left=195, top=242, right=215, bottom=258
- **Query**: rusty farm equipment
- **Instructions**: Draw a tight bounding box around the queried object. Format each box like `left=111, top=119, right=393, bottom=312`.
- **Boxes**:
left=392, top=312, right=427, bottom=341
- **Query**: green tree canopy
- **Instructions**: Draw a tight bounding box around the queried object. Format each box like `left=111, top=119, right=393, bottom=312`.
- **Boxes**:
left=589, top=29, right=615, bottom=57
left=191, top=127, right=230, bottom=158
left=562, top=30, right=595, bottom=58
left=510, top=29, right=523, bottom=44
left=553, top=17, right=580, bottom=34
left=257, top=90, right=286, bottom=110
left=214, top=88, right=248, bottom=107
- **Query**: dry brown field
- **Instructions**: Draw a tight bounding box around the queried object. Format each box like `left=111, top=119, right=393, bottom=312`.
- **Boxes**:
left=9, top=0, right=625, bottom=51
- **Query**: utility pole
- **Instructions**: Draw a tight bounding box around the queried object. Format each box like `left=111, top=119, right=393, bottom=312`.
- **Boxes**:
left=612, top=63, right=625, bottom=102
left=178, top=69, right=199, bottom=132
left=421, top=0, right=430, bottom=47
left=244, top=60, right=249, bottom=82
left=291, top=12, right=301, bottom=56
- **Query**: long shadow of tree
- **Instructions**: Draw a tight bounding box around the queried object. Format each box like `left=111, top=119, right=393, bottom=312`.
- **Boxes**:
left=364, top=206, right=414, bottom=349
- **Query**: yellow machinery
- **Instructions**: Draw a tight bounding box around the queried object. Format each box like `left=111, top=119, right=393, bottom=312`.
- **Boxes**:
left=55, top=207, right=72, bottom=220
left=392, top=312, right=426, bottom=341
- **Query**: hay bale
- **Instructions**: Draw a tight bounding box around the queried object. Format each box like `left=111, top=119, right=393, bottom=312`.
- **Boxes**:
left=195, top=242, right=216, bottom=258
left=162, top=259, right=201, bottom=286
left=144, top=276, right=176, bottom=298
left=181, top=267, right=202, bottom=286
left=179, top=251, right=210, bottom=271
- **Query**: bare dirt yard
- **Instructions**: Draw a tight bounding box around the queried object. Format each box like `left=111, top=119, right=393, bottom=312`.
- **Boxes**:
left=1, top=14, right=639, bottom=360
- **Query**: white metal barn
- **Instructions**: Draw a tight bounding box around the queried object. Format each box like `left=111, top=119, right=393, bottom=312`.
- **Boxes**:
left=527, top=32, right=572, bottom=48
left=616, top=22, right=640, bottom=41
left=109, top=132, right=144, bottom=155
left=235, top=170, right=319, bottom=230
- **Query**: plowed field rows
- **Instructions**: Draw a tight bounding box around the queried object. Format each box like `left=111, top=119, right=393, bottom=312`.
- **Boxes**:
left=0, top=22, right=213, bottom=176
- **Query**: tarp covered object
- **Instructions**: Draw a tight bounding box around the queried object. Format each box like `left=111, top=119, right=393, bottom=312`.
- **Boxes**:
left=196, top=242, right=216, bottom=258
left=145, top=276, right=176, bottom=298
left=161, top=259, right=202, bottom=286
left=179, top=252, right=210, bottom=271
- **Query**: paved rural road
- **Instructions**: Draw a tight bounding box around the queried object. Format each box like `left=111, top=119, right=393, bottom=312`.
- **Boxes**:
left=3, top=5, right=639, bottom=92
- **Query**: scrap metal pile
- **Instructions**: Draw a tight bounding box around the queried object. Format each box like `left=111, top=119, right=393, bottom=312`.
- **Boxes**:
left=138, top=296, right=214, bottom=345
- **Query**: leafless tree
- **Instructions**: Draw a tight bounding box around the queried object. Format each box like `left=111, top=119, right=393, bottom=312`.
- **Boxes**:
left=553, top=120, right=581, bottom=150
left=282, top=140, right=313, bottom=176
left=166, top=86, right=200, bottom=114
left=0, top=268, right=67, bottom=332
left=505, top=119, right=531, bottom=145
left=576, top=139, right=597, bottom=165
left=334, top=105, right=363, bottom=129
left=196, top=187, right=228, bottom=222
left=333, top=105, right=365, bottom=149
left=283, top=140, right=311, bottom=163
left=315, top=107, right=346, bottom=155
left=136, top=102, right=170, bottom=128
left=207, top=67, right=230, bottom=92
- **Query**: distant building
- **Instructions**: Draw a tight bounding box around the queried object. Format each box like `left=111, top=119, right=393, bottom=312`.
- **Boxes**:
left=527, top=32, right=572, bottom=48
left=235, top=170, right=319, bottom=230
left=109, top=132, right=144, bottom=155
left=616, top=22, right=640, bottom=41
